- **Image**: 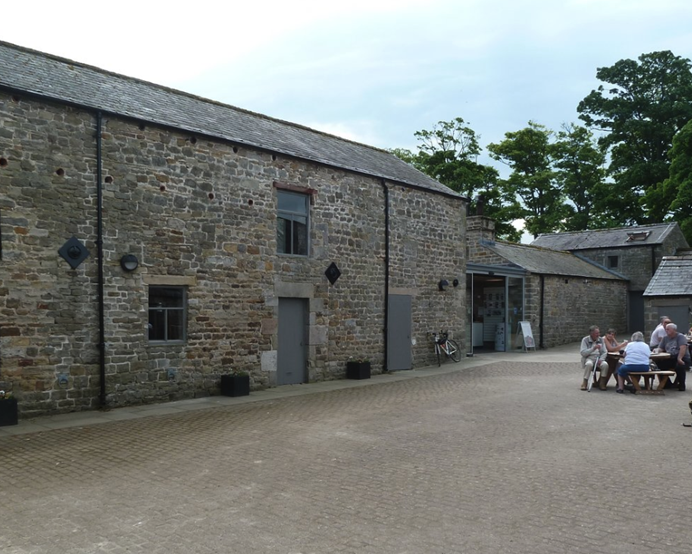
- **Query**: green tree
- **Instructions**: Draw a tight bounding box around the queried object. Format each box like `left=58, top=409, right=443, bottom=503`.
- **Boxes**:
left=388, top=148, right=419, bottom=167
left=488, top=122, right=567, bottom=238
left=551, top=123, right=607, bottom=231
left=577, top=51, right=692, bottom=224
left=664, top=119, right=692, bottom=243
left=391, top=118, right=522, bottom=241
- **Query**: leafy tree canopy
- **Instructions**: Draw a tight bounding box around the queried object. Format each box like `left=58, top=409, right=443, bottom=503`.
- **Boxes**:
left=664, top=119, right=692, bottom=243
left=551, top=123, right=607, bottom=230
left=390, top=118, right=522, bottom=241
left=488, top=122, right=568, bottom=238
left=577, top=51, right=692, bottom=224
left=390, top=50, right=692, bottom=243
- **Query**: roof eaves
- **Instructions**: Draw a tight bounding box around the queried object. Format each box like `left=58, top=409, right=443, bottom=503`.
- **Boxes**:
left=0, top=40, right=465, bottom=200
left=572, top=253, right=629, bottom=280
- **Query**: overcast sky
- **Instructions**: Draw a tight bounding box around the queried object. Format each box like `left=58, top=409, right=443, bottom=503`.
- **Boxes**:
left=3, top=0, right=691, bottom=237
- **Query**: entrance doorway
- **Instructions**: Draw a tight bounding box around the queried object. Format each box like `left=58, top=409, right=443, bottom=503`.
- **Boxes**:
left=466, top=271, right=525, bottom=354
left=387, top=294, right=412, bottom=370
left=277, top=298, right=308, bottom=385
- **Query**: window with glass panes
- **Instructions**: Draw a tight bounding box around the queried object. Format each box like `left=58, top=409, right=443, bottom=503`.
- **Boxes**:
left=277, top=190, right=309, bottom=256
left=607, top=255, right=619, bottom=269
left=148, top=286, right=186, bottom=342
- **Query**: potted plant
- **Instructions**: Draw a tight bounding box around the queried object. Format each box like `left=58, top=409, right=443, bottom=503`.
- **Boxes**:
left=346, top=358, right=371, bottom=380
left=0, top=390, right=18, bottom=426
left=220, top=371, right=250, bottom=397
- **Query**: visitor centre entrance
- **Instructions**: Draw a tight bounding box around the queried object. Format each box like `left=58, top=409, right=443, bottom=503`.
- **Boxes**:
left=466, top=264, right=525, bottom=354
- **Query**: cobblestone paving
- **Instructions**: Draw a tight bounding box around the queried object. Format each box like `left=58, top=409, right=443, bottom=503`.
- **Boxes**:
left=2, top=361, right=692, bottom=553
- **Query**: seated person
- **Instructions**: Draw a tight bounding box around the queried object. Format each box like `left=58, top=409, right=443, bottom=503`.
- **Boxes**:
left=616, top=331, right=650, bottom=393
left=602, top=329, right=629, bottom=388
left=650, top=316, right=671, bottom=350
left=604, top=329, right=628, bottom=352
left=580, top=325, right=608, bottom=390
left=654, top=323, right=690, bottom=391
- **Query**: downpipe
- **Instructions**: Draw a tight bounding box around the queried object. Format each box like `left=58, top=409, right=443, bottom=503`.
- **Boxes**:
left=96, top=111, right=106, bottom=407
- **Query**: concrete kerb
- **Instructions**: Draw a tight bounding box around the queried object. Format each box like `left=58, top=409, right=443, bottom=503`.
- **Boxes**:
left=0, top=342, right=581, bottom=437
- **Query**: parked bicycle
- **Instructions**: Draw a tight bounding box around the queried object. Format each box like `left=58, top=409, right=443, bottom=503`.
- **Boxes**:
left=431, top=331, right=462, bottom=366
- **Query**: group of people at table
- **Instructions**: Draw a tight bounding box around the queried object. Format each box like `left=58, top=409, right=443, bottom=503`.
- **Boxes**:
left=580, top=316, right=690, bottom=393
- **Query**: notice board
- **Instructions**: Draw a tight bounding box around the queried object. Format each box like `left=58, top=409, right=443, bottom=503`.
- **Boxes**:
left=517, top=321, right=536, bottom=351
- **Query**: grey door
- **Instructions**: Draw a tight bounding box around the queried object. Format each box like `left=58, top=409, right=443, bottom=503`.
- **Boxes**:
left=659, top=305, right=689, bottom=332
left=629, top=291, right=645, bottom=334
left=387, top=294, right=412, bottom=371
left=278, top=298, right=308, bottom=385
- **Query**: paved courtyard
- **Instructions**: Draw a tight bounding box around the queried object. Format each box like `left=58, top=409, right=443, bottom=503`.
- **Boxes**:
left=2, top=346, right=692, bottom=553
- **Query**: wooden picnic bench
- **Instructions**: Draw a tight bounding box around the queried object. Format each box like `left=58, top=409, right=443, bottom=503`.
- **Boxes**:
left=626, top=370, right=676, bottom=395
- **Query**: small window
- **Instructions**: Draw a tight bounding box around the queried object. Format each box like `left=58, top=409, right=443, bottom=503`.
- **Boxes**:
left=607, top=255, right=619, bottom=269
left=277, top=190, right=309, bottom=256
left=626, top=231, right=651, bottom=242
left=148, top=286, right=186, bottom=343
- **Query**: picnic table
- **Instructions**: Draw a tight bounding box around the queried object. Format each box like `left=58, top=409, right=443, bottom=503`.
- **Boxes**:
left=607, top=351, right=675, bottom=394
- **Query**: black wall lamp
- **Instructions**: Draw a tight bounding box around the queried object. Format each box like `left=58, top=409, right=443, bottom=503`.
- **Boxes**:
left=120, top=254, right=139, bottom=272
left=438, top=279, right=449, bottom=291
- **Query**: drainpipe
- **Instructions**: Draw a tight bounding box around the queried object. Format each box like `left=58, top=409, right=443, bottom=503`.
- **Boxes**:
left=539, top=274, right=545, bottom=349
left=651, top=245, right=657, bottom=277
left=382, top=179, right=390, bottom=372
left=96, top=111, right=106, bottom=407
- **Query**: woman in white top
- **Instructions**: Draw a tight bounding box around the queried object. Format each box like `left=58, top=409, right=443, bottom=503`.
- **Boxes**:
left=616, top=331, right=650, bottom=394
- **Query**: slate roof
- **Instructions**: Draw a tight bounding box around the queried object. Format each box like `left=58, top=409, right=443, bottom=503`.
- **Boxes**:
left=480, top=241, right=626, bottom=280
left=531, top=223, right=678, bottom=250
left=0, top=41, right=458, bottom=198
left=643, top=256, right=692, bottom=296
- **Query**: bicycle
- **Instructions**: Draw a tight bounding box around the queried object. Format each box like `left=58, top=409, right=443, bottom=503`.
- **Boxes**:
left=431, top=331, right=462, bottom=366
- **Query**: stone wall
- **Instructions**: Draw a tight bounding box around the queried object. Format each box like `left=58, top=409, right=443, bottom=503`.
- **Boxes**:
left=0, top=92, right=466, bottom=417
left=466, top=218, right=628, bottom=349
left=644, top=297, right=692, bottom=337
left=575, top=226, right=688, bottom=291
left=537, top=275, right=628, bottom=348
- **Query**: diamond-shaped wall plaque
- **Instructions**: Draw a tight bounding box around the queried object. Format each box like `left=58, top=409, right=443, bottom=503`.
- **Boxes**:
left=58, top=236, right=90, bottom=269
left=325, top=262, right=341, bottom=285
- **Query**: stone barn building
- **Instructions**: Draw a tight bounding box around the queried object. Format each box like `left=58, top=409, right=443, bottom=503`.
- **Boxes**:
left=643, top=255, right=692, bottom=334
left=532, top=223, right=688, bottom=334
left=0, top=42, right=467, bottom=418
left=466, top=216, right=628, bottom=351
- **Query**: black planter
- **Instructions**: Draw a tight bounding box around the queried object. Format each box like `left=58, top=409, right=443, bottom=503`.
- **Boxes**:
left=0, top=398, right=18, bottom=426
left=346, top=361, right=371, bottom=380
left=220, top=374, right=250, bottom=397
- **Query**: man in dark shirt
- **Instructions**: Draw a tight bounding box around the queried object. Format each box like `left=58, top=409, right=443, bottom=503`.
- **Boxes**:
left=655, top=323, right=690, bottom=391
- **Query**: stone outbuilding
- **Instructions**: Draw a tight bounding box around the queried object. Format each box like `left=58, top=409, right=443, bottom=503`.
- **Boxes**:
left=0, top=41, right=467, bottom=418
left=643, top=255, right=692, bottom=334
left=531, top=223, right=689, bottom=334
left=466, top=216, right=628, bottom=351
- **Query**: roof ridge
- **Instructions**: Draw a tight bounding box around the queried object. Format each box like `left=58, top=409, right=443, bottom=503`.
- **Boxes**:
left=535, top=222, right=675, bottom=239
left=493, top=239, right=571, bottom=254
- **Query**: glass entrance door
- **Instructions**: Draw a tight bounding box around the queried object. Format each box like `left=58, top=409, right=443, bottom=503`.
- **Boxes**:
left=506, top=276, right=524, bottom=351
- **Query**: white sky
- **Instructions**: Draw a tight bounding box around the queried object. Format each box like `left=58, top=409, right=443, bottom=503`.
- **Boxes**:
left=3, top=0, right=691, bottom=239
